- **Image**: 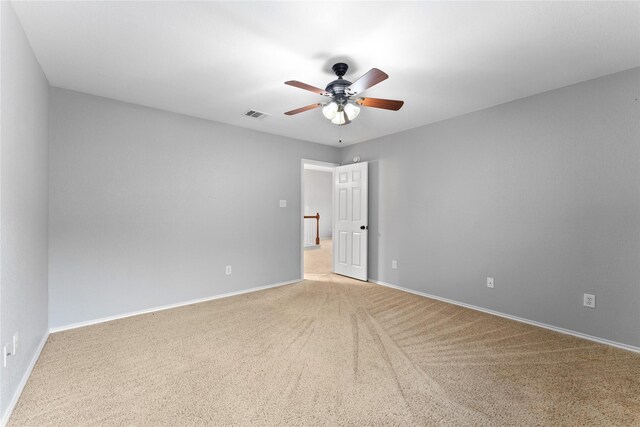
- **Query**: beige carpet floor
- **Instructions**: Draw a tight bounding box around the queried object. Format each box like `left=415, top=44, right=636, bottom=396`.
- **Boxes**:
left=10, top=239, right=640, bottom=426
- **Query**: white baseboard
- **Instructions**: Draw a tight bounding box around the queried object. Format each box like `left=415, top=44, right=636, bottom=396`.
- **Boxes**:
left=369, top=279, right=640, bottom=354
left=1, top=331, right=49, bottom=427
left=50, top=279, right=301, bottom=334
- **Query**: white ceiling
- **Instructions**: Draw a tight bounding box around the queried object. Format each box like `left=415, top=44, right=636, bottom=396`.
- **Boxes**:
left=12, top=1, right=640, bottom=146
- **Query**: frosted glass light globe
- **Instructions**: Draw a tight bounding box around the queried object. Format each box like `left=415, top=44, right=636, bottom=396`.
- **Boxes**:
left=331, top=111, right=346, bottom=125
left=322, top=102, right=338, bottom=120
left=344, top=103, right=360, bottom=120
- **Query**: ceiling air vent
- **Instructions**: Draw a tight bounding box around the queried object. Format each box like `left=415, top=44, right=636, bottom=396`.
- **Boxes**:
left=244, top=110, right=270, bottom=119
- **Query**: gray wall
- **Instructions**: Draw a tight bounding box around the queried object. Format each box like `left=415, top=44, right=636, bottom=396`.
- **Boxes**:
left=304, top=169, right=332, bottom=238
left=0, top=1, right=50, bottom=418
left=49, top=88, right=339, bottom=328
left=341, top=68, right=640, bottom=347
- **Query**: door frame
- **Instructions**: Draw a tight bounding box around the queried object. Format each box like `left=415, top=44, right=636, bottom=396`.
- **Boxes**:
left=300, top=159, right=339, bottom=280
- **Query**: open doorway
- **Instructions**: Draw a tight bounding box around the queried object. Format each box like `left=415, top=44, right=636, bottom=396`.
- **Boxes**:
left=301, top=160, right=337, bottom=279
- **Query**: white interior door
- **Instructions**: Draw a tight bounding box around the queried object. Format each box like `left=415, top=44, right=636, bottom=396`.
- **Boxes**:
left=333, top=162, right=368, bottom=281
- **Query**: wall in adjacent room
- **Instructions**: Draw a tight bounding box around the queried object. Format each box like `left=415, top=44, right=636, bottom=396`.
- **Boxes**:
left=0, top=1, right=50, bottom=420
left=48, top=88, right=340, bottom=329
left=340, top=68, right=640, bottom=348
left=304, top=169, right=333, bottom=239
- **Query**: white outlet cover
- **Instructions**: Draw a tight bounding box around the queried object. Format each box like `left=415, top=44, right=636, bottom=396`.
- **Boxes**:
left=12, top=333, right=18, bottom=354
left=487, top=277, right=494, bottom=288
left=583, top=293, right=596, bottom=308
left=225, top=266, right=232, bottom=275
left=279, top=200, right=287, bottom=208
left=392, top=260, right=397, bottom=269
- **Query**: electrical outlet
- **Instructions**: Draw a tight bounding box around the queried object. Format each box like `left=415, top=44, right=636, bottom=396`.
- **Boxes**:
left=583, top=293, right=596, bottom=308
left=225, top=265, right=232, bottom=275
left=3, top=344, right=10, bottom=368
left=279, top=200, right=287, bottom=208
left=487, top=277, right=494, bottom=288
left=392, top=260, right=397, bottom=269
left=12, top=333, right=18, bottom=355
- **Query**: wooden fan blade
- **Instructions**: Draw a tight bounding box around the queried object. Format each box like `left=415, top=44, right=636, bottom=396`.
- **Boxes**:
left=356, top=97, right=404, bottom=111
left=346, top=68, right=388, bottom=95
left=285, top=80, right=330, bottom=96
left=284, top=103, right=323, bottom=115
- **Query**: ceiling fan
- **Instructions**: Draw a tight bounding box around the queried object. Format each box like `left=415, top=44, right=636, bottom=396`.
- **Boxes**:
left=284, top=63, right=404, bottom=125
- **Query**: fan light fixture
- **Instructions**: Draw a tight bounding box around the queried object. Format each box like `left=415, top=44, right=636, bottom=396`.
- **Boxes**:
left=322, top=101, right=360, bottom=125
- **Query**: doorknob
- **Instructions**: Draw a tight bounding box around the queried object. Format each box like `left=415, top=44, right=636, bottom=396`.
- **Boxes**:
left=360, top=225, right=368, bottom=230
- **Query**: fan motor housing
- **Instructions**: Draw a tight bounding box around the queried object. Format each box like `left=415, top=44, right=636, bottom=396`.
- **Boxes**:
left=325, top=77, right=351, bottom=102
